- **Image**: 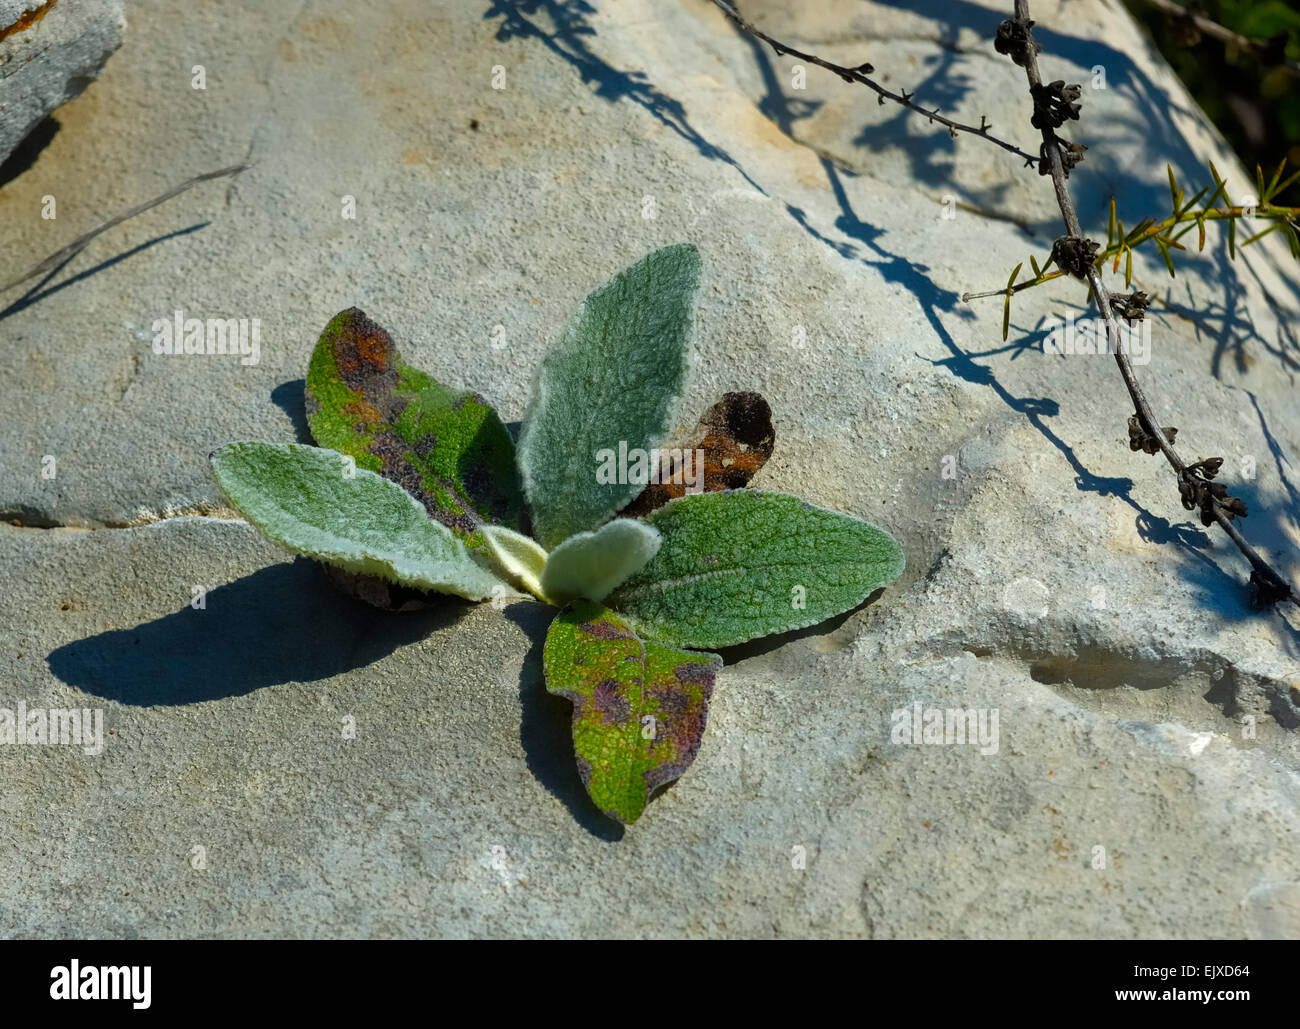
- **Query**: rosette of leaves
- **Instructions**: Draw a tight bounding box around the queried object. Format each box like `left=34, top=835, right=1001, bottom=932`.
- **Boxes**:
left=210, top=244, right=905, bottom=827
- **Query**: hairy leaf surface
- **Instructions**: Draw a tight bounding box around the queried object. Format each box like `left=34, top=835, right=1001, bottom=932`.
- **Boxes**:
left=540, top=519, right=661, bottom=604
left=481, top=524, right=548, bottom=601
left=211, top=442, right=503, bottom=600
left=608, top=490, right=905, bottom=648
left=517, top=245, right=700, bottom=549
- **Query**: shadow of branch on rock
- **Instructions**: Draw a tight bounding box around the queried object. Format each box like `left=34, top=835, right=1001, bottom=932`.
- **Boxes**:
left=0, top=223, right=210, bottom=322
left=484, top=0, right=768, bottom=194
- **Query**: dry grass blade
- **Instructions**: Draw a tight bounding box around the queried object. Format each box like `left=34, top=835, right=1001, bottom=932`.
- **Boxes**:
left=0, top=163, right=251, bottom=295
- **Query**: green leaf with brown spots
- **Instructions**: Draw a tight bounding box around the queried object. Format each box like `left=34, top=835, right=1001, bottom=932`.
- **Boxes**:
left=306, top=307, right=526, bottom=550
left=544, top=601, right=721, bottom=826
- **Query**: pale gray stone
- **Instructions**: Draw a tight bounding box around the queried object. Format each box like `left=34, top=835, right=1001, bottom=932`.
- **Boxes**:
left=0, top=0, right=1297, bottom=938
left=0, top=0, right=125, bottom=166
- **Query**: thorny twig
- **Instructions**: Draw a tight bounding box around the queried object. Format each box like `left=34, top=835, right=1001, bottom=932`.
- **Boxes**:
left=961, top=172, right=1300, bottom=306
left=1004, top=0, right=1295, bottom=608
left=705, top=0, right=1295, bottom=608
left=0, top=164, right=251, bottom=295
left=707, top=0, right=1041, bottom=167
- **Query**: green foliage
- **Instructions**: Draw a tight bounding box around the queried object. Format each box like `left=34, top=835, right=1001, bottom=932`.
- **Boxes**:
left=211, top=442, right=505, bottom=601
left=306, top=307, right=527, bottom=549
left=980, top=159, right=1300, bottom=338
left=543, top=601, right=721, bottom=825
left=540, top=519, right=662, bottom=605
left=516, top=244, right=701, bottom=549
left=211, top=246, right=906, bottom=827
left=609, top=490, right=906, bottom=649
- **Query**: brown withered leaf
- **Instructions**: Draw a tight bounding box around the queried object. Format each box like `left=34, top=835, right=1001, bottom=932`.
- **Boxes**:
left=619, top=391, right=774, bottom=519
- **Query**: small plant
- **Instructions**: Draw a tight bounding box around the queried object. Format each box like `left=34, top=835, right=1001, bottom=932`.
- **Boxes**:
left=964, top=158, right=1300, bottom=339
left=210, top=244, right=904, bottom=827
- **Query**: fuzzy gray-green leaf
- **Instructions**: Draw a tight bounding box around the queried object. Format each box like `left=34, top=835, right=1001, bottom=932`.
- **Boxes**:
left=608, top=490, right=905, bottom=648
left=211, top=442, right=503, bottom=600
left=517, top=244, right=701, bottom=549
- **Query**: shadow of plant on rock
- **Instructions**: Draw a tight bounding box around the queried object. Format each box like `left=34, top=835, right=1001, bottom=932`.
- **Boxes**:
left=271, top=378, right=313, bottom=444
left=46, top=558, right=473, bottom=706
left=506, top=601, right=625, bottom=841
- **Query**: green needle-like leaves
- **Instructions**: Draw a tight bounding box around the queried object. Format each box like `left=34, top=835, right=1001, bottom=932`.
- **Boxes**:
left=544, top=601, right=721, bottom=825
left=306, top=307, right=527, bottom=549
left=540, top=519, right=661, bottom=605
left=608, top=490, right=905, bottom=648
left=211, top=442, right=504, bottom=600
left=517, top=244, right=701, bottom=549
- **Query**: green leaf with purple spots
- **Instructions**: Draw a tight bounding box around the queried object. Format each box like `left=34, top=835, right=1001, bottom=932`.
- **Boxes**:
left=607, top=490, right=905, bottom=649
left=306, top=307, right=526, bottom=550
left=544, top=601, right=721, bottom=825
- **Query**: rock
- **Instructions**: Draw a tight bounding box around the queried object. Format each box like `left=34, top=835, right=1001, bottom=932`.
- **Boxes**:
left=1242, top=881, right=1300, bottom=940
left=0, top=0, right=1297, bottom=937
left=0, top=0, right=126, bottom=167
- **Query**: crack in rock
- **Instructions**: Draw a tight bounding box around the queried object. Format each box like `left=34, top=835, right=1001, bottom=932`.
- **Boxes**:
left=2, top=502, right=243, bottom=530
